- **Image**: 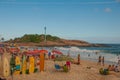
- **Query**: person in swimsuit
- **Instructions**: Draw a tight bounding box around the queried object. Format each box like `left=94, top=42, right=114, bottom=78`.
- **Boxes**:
left=97, top=56, right=101, bottom=65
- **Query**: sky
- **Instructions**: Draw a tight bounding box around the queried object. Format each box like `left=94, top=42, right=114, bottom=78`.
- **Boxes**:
left=0, top=0, right=120, bottom=44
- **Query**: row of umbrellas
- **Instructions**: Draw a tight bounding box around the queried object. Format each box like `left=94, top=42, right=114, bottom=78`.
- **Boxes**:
left=9, top=48, right=63, bottom=56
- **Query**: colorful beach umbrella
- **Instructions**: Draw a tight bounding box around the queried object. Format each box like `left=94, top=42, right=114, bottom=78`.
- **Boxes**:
left=52, top=50, right=63, bottom=54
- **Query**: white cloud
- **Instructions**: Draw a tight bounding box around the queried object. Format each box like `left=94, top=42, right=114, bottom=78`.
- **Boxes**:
left=104, top=8, right=112, bottom=12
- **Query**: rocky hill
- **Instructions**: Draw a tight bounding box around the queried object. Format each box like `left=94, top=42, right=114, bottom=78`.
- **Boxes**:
left=5, top=34, right=103, bottom=47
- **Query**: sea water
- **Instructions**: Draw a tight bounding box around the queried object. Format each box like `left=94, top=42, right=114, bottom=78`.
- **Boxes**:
left=52, top=44, right=120, bottom=65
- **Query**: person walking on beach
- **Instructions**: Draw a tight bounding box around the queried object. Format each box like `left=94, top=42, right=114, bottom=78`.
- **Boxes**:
left=97, top=56, right=101, bottom=65
left=102, top=56, right=104, bottom=66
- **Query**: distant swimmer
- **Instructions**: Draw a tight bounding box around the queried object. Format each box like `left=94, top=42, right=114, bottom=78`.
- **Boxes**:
left=95, top=52, right=98, bottom=55
left=88, top=54, right=90, bottom=57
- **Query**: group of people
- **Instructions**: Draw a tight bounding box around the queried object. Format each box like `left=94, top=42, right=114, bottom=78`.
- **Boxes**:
left=107, top=64, right=119, bottom=72
left=97, top=56, right=104, bottom=66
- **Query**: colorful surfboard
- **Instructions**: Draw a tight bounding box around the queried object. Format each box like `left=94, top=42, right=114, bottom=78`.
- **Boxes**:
left=0, top=55, right=2, bottom=75
left=3, top=56, right=10, bottom=77
left=10, top=54, right=15, bottom=75
left=29, top=56, right=35, bottom=73
left=40, top=53, right=45, bottom=72
left=22, top=55, right=27, bottom=74
left=14, top=56, right=21, bottom=75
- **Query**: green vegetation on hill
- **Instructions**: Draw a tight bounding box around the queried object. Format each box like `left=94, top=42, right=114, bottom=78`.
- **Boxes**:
left=11, top=34, right=60, bottom=43
left=5, top=34, right=104, bottom=47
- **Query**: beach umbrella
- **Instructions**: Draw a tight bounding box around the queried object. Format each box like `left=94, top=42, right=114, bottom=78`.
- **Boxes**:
left=24, top=50, right=40, bottom=56
left=23, top=49, right=48, bottom=56
left=52, top=50, right=63, bottom=55
left=39, top=49, right=48, bottom=54
left=10, top=48, right=20, bottom=54
left=25, top=50, right=39, bottom=55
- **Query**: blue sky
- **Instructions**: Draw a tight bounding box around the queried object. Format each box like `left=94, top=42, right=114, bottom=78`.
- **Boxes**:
left=0, top=0, right=120, bottom=43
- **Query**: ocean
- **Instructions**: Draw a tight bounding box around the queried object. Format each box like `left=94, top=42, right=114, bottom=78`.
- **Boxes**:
left=52, top=44, right=120, bottom=65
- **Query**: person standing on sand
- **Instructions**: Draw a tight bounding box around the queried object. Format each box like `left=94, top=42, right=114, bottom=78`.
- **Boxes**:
left=66, top=60, right=71, bottom=70
left=118, top=60, right=120, bottom=66
left=102, top=56, right=104, bottom=66
left=77, top=54, right=80, bottom=65
left=48, top=52, right=51, bottom=59
left=97, top=56, right=101, bottom=65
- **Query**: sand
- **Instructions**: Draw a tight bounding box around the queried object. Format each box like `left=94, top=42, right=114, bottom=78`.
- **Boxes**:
left=3, top=59, right=120, bottom=80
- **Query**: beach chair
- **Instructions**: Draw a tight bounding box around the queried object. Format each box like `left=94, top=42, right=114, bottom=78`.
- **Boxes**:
left=54, top=64, right=63, bottom=71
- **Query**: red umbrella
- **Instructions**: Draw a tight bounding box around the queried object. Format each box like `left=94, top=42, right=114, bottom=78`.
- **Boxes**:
left=23, top=49, right=48, bottom=56
left=39, top=49, right=48, bottom=54
left=24, top=50, right=39, bottom=56
left=10, top=48, right=20, bottom=53
left=52, top=50, right=63, bottom=54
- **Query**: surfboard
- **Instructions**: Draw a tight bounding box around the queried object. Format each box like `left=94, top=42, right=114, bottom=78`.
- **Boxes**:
left=22, top=55, right=27, bottom=74
left=2, top=56, right=10, bottom=77
left=40, top=53, right=45, bottom=72
left=14, top=56, right=21, bottom=75
left=29, top=56, right=35, bottom=73
left=10, top=55, right=15, bottom=75
left=0, top=55, right=2, bottom=75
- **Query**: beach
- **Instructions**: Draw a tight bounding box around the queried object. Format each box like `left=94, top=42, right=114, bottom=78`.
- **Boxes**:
left=0, top=45, right=120, bottom=80
left=4, top=59, right=120, bottom=80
